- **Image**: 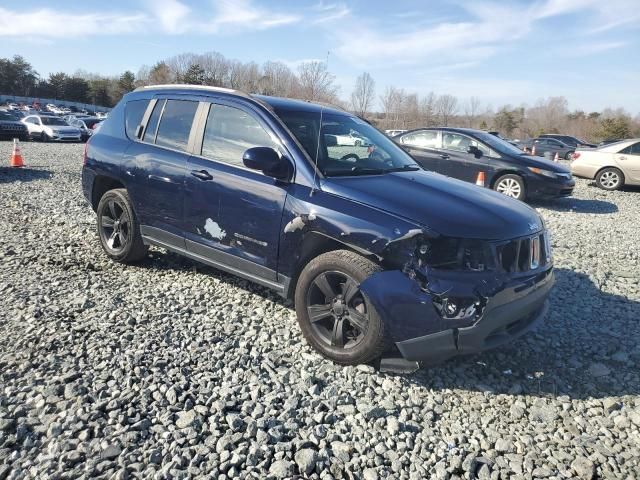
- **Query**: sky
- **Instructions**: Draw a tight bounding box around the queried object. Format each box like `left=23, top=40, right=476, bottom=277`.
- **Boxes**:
left=1, top=0, right=639, bottom=113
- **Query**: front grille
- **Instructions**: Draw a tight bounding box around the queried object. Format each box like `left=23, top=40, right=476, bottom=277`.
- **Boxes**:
left=496, top=232, right=550, bottom=273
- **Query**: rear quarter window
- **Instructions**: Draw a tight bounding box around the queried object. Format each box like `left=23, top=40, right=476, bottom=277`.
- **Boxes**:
left=124, top=99, right=150, bottom=140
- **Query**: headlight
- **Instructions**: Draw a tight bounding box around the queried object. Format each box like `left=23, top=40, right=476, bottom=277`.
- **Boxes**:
left=527, top=167, right=557, bottom=178
left=418, top=237, right=494, bottom=271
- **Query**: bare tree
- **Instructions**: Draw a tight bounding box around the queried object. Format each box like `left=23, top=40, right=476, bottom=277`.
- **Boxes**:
left=419, top=92, right=437, bottom=127
left=259, top=61, right=298, bottom=97
left=350, top=72, right=375, bottom=118
left=200, top=51, right=229, bottom=87
left=463, top=96, right=481, bottom=128
left=435, top=94, right=458, bottom=126
left=297, top=61, right=338, bottom=103
left=380, top=86, right=406, bottom=128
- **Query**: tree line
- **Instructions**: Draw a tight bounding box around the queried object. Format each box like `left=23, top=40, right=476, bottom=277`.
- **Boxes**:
left=1, top=53, right=637, bottom=141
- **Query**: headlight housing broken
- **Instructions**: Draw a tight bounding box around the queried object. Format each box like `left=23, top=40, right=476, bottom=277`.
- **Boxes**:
left=417, top=237, right=494, bottom=272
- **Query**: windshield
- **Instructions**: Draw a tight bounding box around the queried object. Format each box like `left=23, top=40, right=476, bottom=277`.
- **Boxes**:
left=474, top=131, right=525, bottom=156
left=41, top=116, right=68, bottom=126
left=275, top=109, right=419, bottom=176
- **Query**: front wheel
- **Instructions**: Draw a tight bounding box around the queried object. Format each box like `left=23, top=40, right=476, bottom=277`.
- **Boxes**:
left=596, top=167, right=624, bottom=191
left=294, top=250, right=387, bottom=365
left=494, top=174, right=526, bottom=201
left=96, top=188, right=148, bottom=263
left=39, top=132, right=48, bottom=142
left=565, top=151, right=574, bottom=160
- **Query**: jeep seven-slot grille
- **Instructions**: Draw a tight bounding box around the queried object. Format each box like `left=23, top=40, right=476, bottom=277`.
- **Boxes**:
left=497, top=233, right=548, bottom=273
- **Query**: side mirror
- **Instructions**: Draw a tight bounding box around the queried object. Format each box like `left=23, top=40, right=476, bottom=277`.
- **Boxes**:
left=467, top=145, right=483, bottom=158
left=243, top=147, right=292, bottom=181
left=324, top=134, right=337, bottom=147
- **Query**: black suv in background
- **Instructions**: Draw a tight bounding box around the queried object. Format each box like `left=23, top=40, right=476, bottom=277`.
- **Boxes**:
left=82, top=86, right=555, bottom=366
left=394, top=127, right=574, bottom=201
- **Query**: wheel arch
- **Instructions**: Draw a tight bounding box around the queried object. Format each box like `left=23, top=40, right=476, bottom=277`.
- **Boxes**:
left=91, top=175, right=126, bottom=211
left=595, top=165, right=625, bottom=181
left=284, top=231, right=379, bottom=300
left=489, top=169, right=527, bottom=189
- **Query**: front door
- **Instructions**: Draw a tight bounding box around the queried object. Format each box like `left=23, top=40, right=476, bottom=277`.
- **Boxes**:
left=184, top=100, right=289, bottom=282
left=439, top=132, right=482, bottom=183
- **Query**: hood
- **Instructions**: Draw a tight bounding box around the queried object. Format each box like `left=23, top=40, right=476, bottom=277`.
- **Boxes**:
left=507, top=153, right=571, bottom=173
left=0, top=120, right=26, bottom=127
left=321, top=171, right=542, bottom=240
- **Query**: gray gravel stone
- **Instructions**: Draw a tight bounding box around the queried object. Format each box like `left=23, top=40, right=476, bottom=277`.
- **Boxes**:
left=0, top=143, right=639, bottom=479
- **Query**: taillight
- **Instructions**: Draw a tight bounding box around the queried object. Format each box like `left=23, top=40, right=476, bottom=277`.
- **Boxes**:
left=572, top=152, right=580, bottom=160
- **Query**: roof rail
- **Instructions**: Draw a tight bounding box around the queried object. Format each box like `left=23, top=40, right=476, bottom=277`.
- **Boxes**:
left=134, top=84, right=252, bottom=99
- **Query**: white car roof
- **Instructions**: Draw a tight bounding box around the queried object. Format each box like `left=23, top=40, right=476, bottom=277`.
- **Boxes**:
left=597, top=139, right=639, bottom=152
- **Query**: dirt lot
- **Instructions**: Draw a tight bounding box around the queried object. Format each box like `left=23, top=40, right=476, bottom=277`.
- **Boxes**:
left=1, top=142, right=639, bottom=479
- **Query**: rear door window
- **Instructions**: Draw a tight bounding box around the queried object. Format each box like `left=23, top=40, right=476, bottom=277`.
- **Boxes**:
left=125, top=99, right=150, bottom=139
left=143, top=100, right=165, bottom=143
left=154, top=100, right=198, bottom=152
left=400, top=130, right=439, bottom=148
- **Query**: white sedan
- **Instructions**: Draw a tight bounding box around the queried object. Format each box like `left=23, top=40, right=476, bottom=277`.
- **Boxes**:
left=571, top=139, right=640, bottom=190
left=333, top=132, right=372, bottom=147
left=21, top=115, right=82, bottom=142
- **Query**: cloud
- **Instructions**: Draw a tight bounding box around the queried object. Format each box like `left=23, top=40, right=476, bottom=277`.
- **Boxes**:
left=206, top=0, right=300, bottom=32
left=0, top=7, right=147, bottom=37
left=147, top=0, right=191, bottom=34
left=312, top=2, right=350, bottom=24
left=563, top=41, right=628, bottom=56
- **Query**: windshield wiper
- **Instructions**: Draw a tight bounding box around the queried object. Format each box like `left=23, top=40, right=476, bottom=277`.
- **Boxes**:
left=384, top=165, right=421, bottom=172
left=325, top=166, right=386, bottom=176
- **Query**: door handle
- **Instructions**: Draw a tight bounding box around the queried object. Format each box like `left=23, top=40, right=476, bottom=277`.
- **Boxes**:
left=191, top=169, right=213, bottom=181
left=440, top=154, right=450, bottom=159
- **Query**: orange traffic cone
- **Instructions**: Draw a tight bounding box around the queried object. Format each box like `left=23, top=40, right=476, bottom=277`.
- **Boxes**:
left=553, top=152, right=559, bottom=162
left=475, top=171, right=485, bottom=187
left=10, top=139, right=24, bottom=168
left=531, top=145, right=536, bottom=156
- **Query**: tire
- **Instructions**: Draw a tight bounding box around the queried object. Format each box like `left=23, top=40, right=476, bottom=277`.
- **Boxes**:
left=39, top=132, right=48, bottom=142
left=96, top=188, right=148, bottom=263
left=294, top=250, right=387, bottom=365
left=493, top=174, right=526, bottom=201
left=565, top=151, right=574, bottom=160
left=595, top=167, right=624, bottom=191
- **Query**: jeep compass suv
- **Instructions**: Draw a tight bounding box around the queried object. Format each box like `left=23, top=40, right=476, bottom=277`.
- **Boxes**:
left=82, top=85, right=554, bottom=365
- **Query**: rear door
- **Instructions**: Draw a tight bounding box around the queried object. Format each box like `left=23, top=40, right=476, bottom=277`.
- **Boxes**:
left=184, top=99, right=289, bottom=283
left=396, top=130, right=442, bottom=171
left=123, top=97, right=199, bottom=244
left=616, top=141, right=640, bottom=182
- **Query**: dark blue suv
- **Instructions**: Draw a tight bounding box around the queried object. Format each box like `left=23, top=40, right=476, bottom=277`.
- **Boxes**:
left=82, top=85, right=554, bottom=365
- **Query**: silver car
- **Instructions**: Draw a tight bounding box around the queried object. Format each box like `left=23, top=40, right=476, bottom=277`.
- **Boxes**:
left=571, top=139, right=640, bottom=190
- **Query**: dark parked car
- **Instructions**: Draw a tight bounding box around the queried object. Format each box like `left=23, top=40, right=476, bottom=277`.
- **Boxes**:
left=394, top=128, right=574, bottom=201
left=539, top=134, right=596, bottom=149
left=519, top=137, right=575, bottom=160
left=82, top=86, right=555, bottom=366
left=0, top=110, right=29, bottom=141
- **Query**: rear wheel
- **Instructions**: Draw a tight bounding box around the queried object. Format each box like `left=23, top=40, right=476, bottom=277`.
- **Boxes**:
left=96, top=189, right=148, bottom=263
left=294, top=250, right=387, bottom=365
left=494, top=174, right=526, bottom=201
left=565, top=151, right=574, bottom=160
left=596, top=167, right=624, bottom=191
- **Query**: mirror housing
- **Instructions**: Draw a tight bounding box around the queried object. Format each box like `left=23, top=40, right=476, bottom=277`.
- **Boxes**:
left=324, top=134, right=338, bottom=147
left=467, top=145, right=483, bottom=158
left=243, top=147, right=292, bottom=181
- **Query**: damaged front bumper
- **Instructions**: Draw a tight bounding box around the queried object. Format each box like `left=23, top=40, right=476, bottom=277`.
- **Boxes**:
left=360, top=266, right=554, bottom=363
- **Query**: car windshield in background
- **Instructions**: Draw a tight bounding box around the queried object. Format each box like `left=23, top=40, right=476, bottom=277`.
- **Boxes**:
left=275, top=110, right=419, bottom=176
left=475, top=131, right=525, bottom=156
left=40, top=116, right=68, bottom=126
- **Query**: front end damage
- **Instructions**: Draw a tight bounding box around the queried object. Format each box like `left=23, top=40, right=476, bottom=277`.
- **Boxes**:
left=360, top=229, right=554, bottom=363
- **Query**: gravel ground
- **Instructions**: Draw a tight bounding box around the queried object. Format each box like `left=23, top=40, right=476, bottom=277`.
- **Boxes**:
left=1, top=141, right=639, bottom=480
